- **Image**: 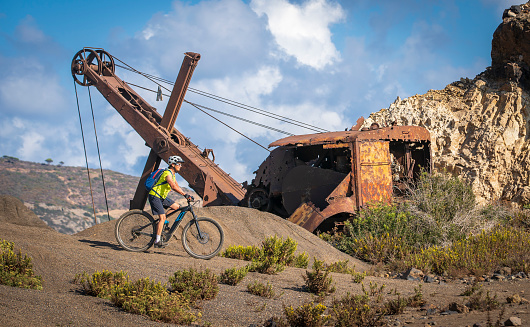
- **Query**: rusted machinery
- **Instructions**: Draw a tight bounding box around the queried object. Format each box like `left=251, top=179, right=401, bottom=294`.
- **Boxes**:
left=71, top=48, right=246, bottom=209
left=244, top=119, right=432, bottom=232
left=71, top=48, right=432, bottom=233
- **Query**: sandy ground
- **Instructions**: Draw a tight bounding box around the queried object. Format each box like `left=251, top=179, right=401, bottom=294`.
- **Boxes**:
left=0, top=196, right=529, bottom=326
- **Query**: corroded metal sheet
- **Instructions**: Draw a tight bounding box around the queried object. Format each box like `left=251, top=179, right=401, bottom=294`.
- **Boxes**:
left=288, top=197, right=357, bottom=232
left=269, top=125, right=430, bottom=147
left=281, top=166, right=346, bottom=215
left=357, top=141, right=392, bottom=206
left=287, top=202, right=324, bottom=231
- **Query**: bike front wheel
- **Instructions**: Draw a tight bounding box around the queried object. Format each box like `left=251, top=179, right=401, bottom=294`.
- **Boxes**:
left=181, top=217, right=224, bottom=260
left=115, top=210, right=155, bottom=252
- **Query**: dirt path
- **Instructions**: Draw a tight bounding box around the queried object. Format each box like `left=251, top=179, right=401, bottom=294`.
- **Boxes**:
left=0, top=196, right=529, bottom=326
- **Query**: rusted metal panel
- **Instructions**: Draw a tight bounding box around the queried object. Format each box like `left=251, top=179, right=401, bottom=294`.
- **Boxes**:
left=288, top=202, right=324, bottom=231
left=358, top=141, right=392, bottom=206
left=269, top=125, right=430, bottom=148
left=281, top=166, right=346, bottom=215
left=325, top=173, right=353, bottom=204
left=288, top=197, right=357, bottom=232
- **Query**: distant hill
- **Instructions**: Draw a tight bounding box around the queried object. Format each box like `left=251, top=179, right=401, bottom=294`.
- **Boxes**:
left=0, top=156, right=191, bottom=234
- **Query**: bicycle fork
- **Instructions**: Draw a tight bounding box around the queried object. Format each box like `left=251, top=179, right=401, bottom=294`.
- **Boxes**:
left=191, top=211, right=206, bottom=240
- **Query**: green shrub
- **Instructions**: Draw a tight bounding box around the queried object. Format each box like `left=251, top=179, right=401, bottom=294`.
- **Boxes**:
left=343, top=203, right=431, bottom=244
left=74, top=271, right=198, bottom=325
left=255, top=235, right=297, bottom=274
left=331, top=293, right=383, bottom=326
left=221, top=235, right=307, bottom=274
left=351, top=271, right=366, bottom=283
left=111, top=277, right=197, bottom=324
left=169, top=268, right=218, bottom=303
left=361, top=281, right=386, bottom=301
left=467, top=288, right=500, bottom=312
left=73, top=270, right=128, bottom=298
left=410, top=169, right=476, bottom=223
left=303, top=259, right=335, bottom=297
left=384, top=295, right=409, bottom=315
left=247, top=281, right=275, bottom=298
left=339, top=232, right=415, bottom=265
left=283, top=302, right=330, bottom=327
left=325, top=259, right=354, bottom=274
left=219, top=266, right=248, bottom=285
left=292, top=252, right=309, bottom=269
left=0, top=239, right=42, bottom=290
left=220, top=245, right=261, bottom=261
left=406, top=226, right=530, bottom=276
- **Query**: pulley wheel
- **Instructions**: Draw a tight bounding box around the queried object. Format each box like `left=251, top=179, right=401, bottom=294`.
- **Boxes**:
left=95, top=49, right=115, bottom=76
left=247, top=187, right=272, bottom=212
left=71, top=49, right=102, bottom=86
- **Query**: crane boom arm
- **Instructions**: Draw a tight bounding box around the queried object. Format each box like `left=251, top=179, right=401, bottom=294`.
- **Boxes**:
left=71, top=48, right=246, bottom=207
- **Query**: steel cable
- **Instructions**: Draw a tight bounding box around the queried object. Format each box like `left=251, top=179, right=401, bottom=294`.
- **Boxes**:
left=114, top=63, right=329, bottom=133
left=73, top=81, right=98, bottom=225
left=87, top=86, right=111, bottom=222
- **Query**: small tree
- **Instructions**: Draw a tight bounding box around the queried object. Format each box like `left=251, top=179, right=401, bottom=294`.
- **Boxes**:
left=45, top=158, right=53, bottom=165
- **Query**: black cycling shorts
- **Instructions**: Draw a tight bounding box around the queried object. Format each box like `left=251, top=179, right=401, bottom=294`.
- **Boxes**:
left=148, top=194, right=175, bottom=216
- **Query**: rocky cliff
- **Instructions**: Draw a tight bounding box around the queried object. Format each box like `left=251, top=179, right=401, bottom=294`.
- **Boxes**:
left=363, top=2, right=530, bottom=206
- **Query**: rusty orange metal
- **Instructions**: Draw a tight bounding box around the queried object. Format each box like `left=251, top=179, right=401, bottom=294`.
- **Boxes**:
left=250, top=124, right=432, bottom=232
left=72, top=48, right=246, bottom=209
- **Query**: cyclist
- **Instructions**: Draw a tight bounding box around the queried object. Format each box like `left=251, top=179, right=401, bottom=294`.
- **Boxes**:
left=149, top=155, right=192, bottom=248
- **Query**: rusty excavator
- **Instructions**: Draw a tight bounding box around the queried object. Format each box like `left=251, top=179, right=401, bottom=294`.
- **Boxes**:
left=71, top=48, right=432, bottom=233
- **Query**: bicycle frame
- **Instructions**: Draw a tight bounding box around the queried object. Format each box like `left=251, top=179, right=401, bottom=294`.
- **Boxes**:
left=158, top=201, right=202, bottom=243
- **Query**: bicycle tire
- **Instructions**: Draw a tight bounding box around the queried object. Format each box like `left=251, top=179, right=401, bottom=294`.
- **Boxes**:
left=181, top=217, right=224, bottom=260
left=115, top=210, right=156, bottom=252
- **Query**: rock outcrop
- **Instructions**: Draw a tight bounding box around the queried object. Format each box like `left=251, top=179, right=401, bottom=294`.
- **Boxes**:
left=363, top=2, right=530, bottom=206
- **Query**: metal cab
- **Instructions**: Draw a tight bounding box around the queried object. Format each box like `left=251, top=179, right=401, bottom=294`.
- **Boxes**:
left=245, top=124, right=432, bottom=232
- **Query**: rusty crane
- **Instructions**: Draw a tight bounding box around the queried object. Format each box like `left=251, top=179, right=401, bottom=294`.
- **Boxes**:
left=71, top=48, right=432, bottom=233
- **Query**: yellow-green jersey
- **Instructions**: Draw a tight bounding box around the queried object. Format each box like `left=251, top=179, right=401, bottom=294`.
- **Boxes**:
left=149, top=170, right=175, bottom=199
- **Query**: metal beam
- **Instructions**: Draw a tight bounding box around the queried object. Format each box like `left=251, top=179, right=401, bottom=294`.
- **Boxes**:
left=130, top=52, right=201, bottom=209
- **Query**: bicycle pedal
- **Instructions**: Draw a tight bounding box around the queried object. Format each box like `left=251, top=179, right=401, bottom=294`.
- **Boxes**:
left=154, top=241, right=167, bottom=248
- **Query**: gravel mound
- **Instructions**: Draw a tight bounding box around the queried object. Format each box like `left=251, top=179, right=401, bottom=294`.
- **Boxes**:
left=0, top=195, right=52, bottom=230
left=77, top=205, right=366, bottom=269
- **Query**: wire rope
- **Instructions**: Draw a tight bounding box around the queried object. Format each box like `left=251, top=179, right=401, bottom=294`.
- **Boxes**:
left=87, top=86, right=111, bottom=222
left=114, top=62, right=330, bottom=133
left=73, top=81, right=98, bottom=225
left=125, top=82, right=293, bottom=136
left=186, top=102, right=271, bottom=152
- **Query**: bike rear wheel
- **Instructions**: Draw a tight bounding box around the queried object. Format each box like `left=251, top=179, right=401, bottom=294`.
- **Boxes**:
left=181, top=217, right=224, bottom=260
left=115, top=210, right=155, bottom=252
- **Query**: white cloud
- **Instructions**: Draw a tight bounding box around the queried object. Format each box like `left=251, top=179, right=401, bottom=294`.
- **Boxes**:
left=250, top=0, right=345, bottom=69
left=188, top=66, right=283, bottom=142
left=194, top=66, right=282, bottom=106
left=101, top=111, right=150, bottom=172
left=123, top=0, right=269, bottom=78
left=0, top=50, right=67, bottom=116
left=0, top=71, right=66, bottom=115
left=14, top=16, right=49, bottom=44
left=19, top=131, right=45, bottom=159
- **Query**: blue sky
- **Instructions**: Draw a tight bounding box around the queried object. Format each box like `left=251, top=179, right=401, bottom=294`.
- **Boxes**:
left=0, top=0, right=519, bottom=187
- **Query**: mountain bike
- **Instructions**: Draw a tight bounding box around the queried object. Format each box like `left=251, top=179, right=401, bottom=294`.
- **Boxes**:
left=114, top=198, right=224, bottom=259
